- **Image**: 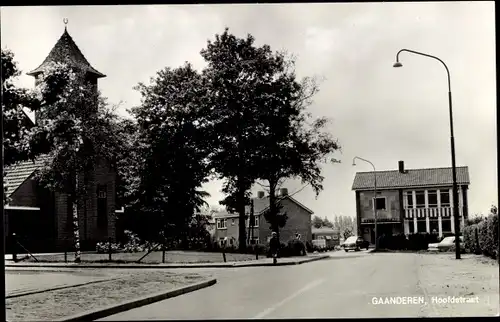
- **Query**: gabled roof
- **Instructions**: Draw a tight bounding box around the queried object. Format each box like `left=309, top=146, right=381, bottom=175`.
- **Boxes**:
left=4, top=155, right=51, bottom=197
left=214, top=194, right=314, bottom=218
left=27, top=28, right=105, bottom=78
left=352, top=166, right=470, bottom=191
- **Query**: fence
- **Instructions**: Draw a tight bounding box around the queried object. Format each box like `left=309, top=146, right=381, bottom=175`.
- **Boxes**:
left=6, top=233, right=312, bottom=264
left=5, top=235, right=261, bottom=264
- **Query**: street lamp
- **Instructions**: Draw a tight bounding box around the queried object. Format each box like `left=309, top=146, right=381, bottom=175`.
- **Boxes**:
left=393, top=48, right=461, bottom=260
left=352, top=156, right=378, bottom=250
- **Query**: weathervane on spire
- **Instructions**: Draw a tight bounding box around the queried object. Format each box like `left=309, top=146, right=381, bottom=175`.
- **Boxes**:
left=63, top=18, right=68, bottom=31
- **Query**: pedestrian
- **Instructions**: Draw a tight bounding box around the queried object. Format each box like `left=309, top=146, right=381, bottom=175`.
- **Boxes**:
left=269, top=232, right=280, bottom=265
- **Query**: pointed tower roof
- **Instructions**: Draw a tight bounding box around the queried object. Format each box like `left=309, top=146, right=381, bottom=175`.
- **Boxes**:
left=27, top=25, right=105, bottom=78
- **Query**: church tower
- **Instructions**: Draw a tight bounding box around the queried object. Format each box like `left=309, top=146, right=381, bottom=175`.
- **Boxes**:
left=27, top=21, right=116, bottom=250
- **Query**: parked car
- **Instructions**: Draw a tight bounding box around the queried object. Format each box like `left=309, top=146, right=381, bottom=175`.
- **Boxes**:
left=428, top=236, right=465, bottom=252
left=343, top=236, right=370, bottom=252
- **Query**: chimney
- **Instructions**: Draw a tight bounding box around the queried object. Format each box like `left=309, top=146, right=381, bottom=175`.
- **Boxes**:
left=280, top=188, right=288, bottom=196
left=398, top=161, right=405, bottom=173
left=257, top=191, right=265, bottom=198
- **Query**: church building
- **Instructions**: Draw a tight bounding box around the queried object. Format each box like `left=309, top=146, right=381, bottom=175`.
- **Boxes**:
left=4, top=23, right=119, bottom=252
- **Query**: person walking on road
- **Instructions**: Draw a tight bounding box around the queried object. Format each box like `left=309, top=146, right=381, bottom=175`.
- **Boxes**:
left=269, top=232, right=280, bottom=265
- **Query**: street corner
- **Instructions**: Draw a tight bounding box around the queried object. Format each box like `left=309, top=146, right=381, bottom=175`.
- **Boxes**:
left=6, top=269, right=117, bottom=299
left=59, top=278, right=217, bottom=322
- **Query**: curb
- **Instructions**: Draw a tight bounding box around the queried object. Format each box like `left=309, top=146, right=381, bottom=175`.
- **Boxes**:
left=5, top=255, right=330, bottom=269
left=234, top=254, right=330, bottom=267
left=6, top=277, right=118, bottom=299
left=54, top=278, right=217, bottom=322
left=5, top=263, right=234, bottom=269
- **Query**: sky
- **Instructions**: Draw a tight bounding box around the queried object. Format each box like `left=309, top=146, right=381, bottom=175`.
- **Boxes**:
left=1, top=2, right=497, bottom=220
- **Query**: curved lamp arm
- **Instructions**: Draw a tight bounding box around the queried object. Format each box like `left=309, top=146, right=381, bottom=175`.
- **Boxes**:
left=395, top=49, right=451, bottom=93
left=352, top=156, right=376, bottom=172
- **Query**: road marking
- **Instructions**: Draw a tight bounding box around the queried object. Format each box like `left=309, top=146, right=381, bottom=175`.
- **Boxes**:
left=253, top=278, right=325, bottom=319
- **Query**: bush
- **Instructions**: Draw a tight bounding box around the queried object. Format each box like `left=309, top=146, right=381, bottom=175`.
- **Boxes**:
left=407, top=233, right=435, bottom=251
left=96, top=242, right=121, bottom=253
left=478, top=213, right=499, bottom=259
left=487, top=213, right=499, bottom=259
left=378, top=233, right=409, bottom=250
left=287, top=239, right=306, bottom=256
left=478, top=220, right=490, bottom=256
left=96, top=230, right=153, bottom=254
left=305, top=241, right=314, bottom=253
left=463, top=224, right=481, bottom=254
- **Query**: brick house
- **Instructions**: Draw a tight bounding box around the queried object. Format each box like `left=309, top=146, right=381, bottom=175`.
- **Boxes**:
left=213, top=188, right=314, bottom=247
left=4, top=26, right=119, bottom=252
left=352, top=161, right=470, bottom=244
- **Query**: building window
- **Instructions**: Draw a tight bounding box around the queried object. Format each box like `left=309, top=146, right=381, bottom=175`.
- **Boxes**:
left=373, top=197, right=386, bottom=210
left=219, top=238, right=225, bottom=247
left=229, top=238, right=234, bottom=245
left=97, top=184, right=107, bottom=230
left=427, top=190, right=438, bottom=207
left=217, top=219, right=227, bottom=229
left=231, top=219, right=235, bottom=225
left=406, top=192, right=414, bottom=208
left=417, top=219, right=426, bottom=232
left=415, top=191, right=425, bottom=208
left=429, top=219, right=439, bottom=233
left=441, top=218, right=452, bottom=232
left=247, top=215, right=259, bottom=227
left=440, top=190, right=451, bottom=207
left=246, top=215, right=259, bottom=227
left=407, top=220, right=415, bottom=234
left=250, top=237, right=259, bottom=245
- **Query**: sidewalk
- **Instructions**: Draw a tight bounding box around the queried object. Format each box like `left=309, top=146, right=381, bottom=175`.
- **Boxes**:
left=5, top=254, right=330, bottom=269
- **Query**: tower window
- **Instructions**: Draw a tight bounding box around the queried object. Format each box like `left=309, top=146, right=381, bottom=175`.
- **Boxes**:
left=97, top=185, right=107, bottom=229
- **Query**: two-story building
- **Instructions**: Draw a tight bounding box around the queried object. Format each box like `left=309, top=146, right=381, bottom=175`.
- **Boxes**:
left=213, top=189, right=314, bottom=247
left=352, top=161, right=470, bottom=244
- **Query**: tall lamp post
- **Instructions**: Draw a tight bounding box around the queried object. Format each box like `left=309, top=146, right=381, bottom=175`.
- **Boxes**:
left=352, top=156, right=378, bottom=250
left=393, top=48, right=461, bottom=260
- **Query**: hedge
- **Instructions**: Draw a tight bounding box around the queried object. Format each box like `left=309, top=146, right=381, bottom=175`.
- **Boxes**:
left=377, top=233, right=439, bottom=251
left=463, top=224, right=481, bottom=255
left=463, top=211, right=498, bottom=260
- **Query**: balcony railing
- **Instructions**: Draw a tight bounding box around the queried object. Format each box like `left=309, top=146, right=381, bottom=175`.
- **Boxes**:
left=404, top=207, right=455, bottom=219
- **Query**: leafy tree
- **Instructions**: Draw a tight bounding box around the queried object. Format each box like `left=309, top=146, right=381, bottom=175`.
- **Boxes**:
left=323, top=216, right=334, bottom=228
left=312, top=215, right=324, bottom=229
left=239, top=50, right=340, bottom=240
left=131, top=63, right=212, bottom=246
left=201, top=29, right=340, bottom=248
left=114, top=117, right=141, bottom=209
left=334, top=215, right=356, bottom=239
left=2, top=49, right=42, bottom=204
left=343, top=227, right=354, bottom=240
left=200, top=28, right=274, bottom=250
left=29, top=62, right=124, bottom=262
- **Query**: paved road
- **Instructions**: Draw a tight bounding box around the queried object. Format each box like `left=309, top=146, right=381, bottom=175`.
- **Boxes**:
left=101, top=251, right=499, bottom=320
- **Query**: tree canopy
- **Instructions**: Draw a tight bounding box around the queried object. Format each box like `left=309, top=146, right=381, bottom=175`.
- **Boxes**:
left=130, top=63, right=212, bottom=243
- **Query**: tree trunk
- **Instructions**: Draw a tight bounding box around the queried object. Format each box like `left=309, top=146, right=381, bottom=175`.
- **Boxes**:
left=72, top=173, right=81, bottom=263
left=236, top=187, right=246, bottom=251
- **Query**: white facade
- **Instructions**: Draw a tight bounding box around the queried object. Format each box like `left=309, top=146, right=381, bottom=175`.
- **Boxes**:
left=402, top=187, right=466, bottom=237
